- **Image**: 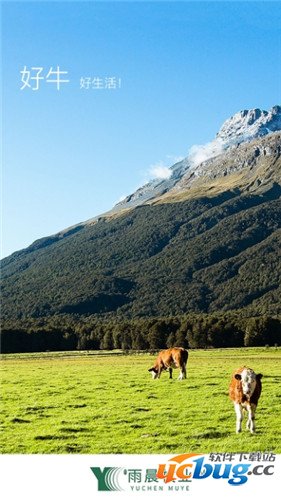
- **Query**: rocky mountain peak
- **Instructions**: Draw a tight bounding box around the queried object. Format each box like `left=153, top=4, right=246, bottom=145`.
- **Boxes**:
left=216, top=105, right=281, bottom=144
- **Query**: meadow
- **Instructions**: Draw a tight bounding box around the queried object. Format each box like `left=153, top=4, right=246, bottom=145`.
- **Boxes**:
left=0, top=348, right=280, bottom=454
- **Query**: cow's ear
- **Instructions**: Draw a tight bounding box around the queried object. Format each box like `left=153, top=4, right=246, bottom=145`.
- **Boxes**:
left=256, top=373, right=263, bottom=380
left=148, top=367, right=155, bottom=372
left=234, top=374, right=242, bottom=380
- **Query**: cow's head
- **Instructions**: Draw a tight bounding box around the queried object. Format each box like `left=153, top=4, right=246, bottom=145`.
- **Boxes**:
left=235, top=368, right=263, bottom=398
left=148, top=367, right=159, bottom=379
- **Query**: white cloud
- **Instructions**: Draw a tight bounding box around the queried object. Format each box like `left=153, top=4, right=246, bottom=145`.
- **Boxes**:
left=149, top=162, right=172, bottom=179
left=188, top=139, right=225, bottom=167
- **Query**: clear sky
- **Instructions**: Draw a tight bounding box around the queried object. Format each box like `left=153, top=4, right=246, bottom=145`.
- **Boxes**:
left=2, top=1, right=281, bottom=257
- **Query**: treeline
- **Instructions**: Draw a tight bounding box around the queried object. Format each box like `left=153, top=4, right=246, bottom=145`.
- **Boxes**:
left=1, top=314, right=280, bottom=353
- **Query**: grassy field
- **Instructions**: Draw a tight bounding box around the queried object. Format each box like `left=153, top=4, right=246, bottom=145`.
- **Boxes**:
left=0, top=348, right=280, bottom=454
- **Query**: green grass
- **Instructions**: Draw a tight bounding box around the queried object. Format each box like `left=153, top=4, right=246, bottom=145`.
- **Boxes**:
left=1, top=348, right=280, bottom=454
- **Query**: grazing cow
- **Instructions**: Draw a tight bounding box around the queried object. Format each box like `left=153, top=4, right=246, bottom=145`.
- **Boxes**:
left=229, top=366, right=262, bottom=433
left=148, top=347, right=188, bottom=380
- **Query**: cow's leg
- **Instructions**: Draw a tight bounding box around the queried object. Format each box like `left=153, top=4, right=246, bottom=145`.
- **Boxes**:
left=234, top=403, right=243, bottom=433
left=182, top=363, right=187, bottom=379
left=178, top=366, right=185, bottom=380
left=169, top=368, right=173, bottom=379
left=246, top=404, right=256, bottom=433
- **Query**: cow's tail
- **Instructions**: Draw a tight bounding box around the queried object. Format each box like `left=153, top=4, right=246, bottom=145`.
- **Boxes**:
left=181, top=348, right=188, bottom=365
left=179, top=349, right=188, bottom=379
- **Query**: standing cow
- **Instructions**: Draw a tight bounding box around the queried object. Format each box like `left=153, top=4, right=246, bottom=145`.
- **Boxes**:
left=229, top=366, right=263, bottom=433
left=148, top=347, right=188, bottom=380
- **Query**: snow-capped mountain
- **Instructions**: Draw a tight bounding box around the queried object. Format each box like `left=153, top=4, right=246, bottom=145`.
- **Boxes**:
left=216, top=105, right=281, bottom=143
left=114, top=105, right=281, bottom=210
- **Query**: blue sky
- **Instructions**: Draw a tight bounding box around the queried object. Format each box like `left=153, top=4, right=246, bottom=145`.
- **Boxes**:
left=2, top=1, right=281, bottom=257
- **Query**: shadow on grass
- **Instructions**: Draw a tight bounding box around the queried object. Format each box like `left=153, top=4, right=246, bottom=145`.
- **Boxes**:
left=192, top=431, right=230, bottom=439
left=64, top=445, right=85, bottom=453
left=59, top=427, right=88, bottom=433
left=25, top=405, right=55, bottom=412
left=141, top=433, right=159, bottom=438
left=35, top=435, right=68, bottom=441
left=11, top=417, right=31, bottom=423
left=67, top=403, right=87, bottom=408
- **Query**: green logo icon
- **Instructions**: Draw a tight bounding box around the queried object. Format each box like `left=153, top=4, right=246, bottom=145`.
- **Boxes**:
left=91, top=467, right=124, bottom=491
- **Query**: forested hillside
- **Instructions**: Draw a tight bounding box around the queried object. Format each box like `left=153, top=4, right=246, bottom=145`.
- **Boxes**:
left=2, top=185, right=281, bottom=323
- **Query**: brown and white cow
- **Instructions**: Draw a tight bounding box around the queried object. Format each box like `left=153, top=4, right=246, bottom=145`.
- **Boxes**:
left=229, top=366, right=262, bottom=433
left=148, top=347, right=188, bottom=380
